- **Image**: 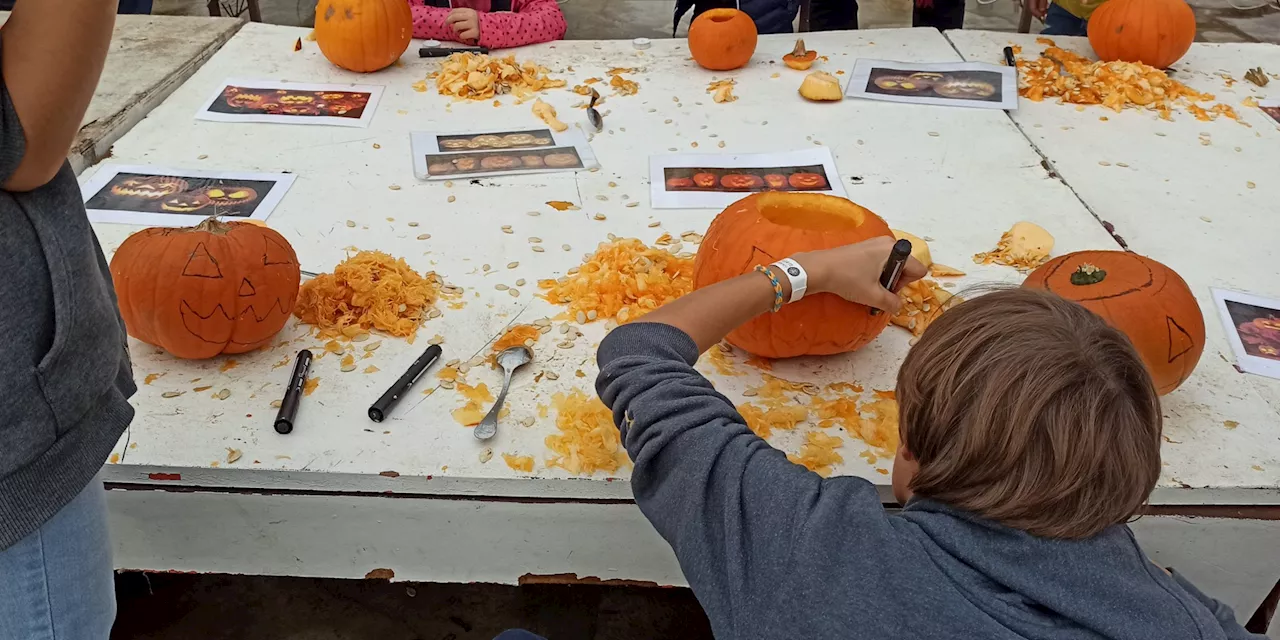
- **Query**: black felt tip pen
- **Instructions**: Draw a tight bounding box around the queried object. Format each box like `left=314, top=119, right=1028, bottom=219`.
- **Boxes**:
left=274, top=349, right=313, bottom=435
left=1003, top=45, right=1017, bottom=68
left=369, top=344, right=443, bottom=423
left=870, top=239, right=913, bottom=317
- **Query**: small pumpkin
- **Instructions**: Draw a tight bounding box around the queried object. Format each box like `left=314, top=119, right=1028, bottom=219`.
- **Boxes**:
left=799, top=71, right=843, bottom=102
left=666, top=176, right=694, bottom=189
left=788, top=173, right=828, bottom=189
left=873, top=75, right=923, bottom=91
left=1087, top=0, right=1195, bottom=70
left=694, top=193, right=894, bottom=358
left=721, top=174, right=765, bottom=190
left=688, top=8, right=757, bottom=71
left=693, top=172, right=718, bottom=188
left=1022, top=250, right=1204, bottom=395
left=314, top=0, right=413, bottom=73
left=763, top=174, right=788, bottom=189
left=110, top=217, right=302, bottom=359
left=783, top=39, right=818, bottom=70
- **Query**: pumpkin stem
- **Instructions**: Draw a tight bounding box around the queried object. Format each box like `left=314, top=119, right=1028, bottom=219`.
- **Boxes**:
left=1070, top=263, right=1107, bottom=285
left=191, top=216, right=234, bottom=235
left=791, top=39, right=808, bottom=56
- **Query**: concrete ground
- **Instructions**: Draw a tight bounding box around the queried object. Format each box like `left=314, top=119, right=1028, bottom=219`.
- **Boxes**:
left=158, top=0, right=1280, bottom=43
left=112, top=573, right=712, bottom=640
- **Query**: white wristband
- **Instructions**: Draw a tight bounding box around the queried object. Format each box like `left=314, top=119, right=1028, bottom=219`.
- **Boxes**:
left=771, top=258, right=808, bottom=304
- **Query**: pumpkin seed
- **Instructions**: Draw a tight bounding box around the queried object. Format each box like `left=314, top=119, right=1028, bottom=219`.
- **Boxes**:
left=524, top=338, right=536, bottom=347
left=417, top=234, right=430, bottom=240
left=691, top=142, right=698, bottom=148
left=389, top=185, right=402, bottom=191
left=742, top=389, right=758, bottom=397
left=479, top=448, right=493, bottom=463
left=1247, top=181, right=1256, bottom=189
left=586, top=310, right=598, bottom=320
left=557, top=341, right=574, bottom=349
left=226, top=448, right=243, bottom=463
left=608, top=181, right=618, bottom=187
left=1116, top=162, right=1129, bottom=168
left=198, top=154, right=209, bottom=160
left=340, top=363, right=356, bottom=372
left=162, top=391, right=185, bottom=398
left=668, top=147, right=677, bottom=151
left=441, top=380, right=455, bottom=389
left=216, top=389, right=232, bottom=400
left=545, top=371, right=560, bottom=380
left=593, top=213, right=607, bottom=221
left=560, top=324, right=571, bottom=334
left=595, top=195, right=608, bottom=201
left=501, top=225, right=513, bottom=233
left=576, top=311, right=587, bottom=323
left=458, top=364, right=471, bottom=374
left=528, top=237, right=542, bottom=243
left=801, top=384, right=819, bottom=396
left=532, top=246, right=545, bottom=252
left=444, top=180, right=454, bottom=188
left=521, top=416, right=536, bottom=427
left=515, top=278, right=526, bottom=286
left=347, top=220, right=356, bottom=227
left=509, top=289, right=520, bottom=297
left=648, top=221, right=661, bottom=228
left=447, top=195, right=456, bottom=203
left=507, top=261, right=519, bottom=269
left=193, top=385, right=213, bottom=392
left=664, top=119, right=672, bottom=124
left=408, top=221, right=419, bottom=227
left=562, top=244, right=571, bottom=251
left=1098, top=161, right=1111, bottom=166
left=428, top=335, right=444, bottom=346
left=352, top=332, right=369, bottom=342
left=428, top=308, right=442, bottom=319
left=270, top=399, right=283, bottom=409
left=927, top=131, right=940, bottom=137
left=364, top=341, right=382, bottom=352
left=718, top=141, right=726, bottom=148
left=527, top=210, right=540, bottom=216
left=495, top=284, right=509, bottom=291
left=483, top=264, right=491, bottom=272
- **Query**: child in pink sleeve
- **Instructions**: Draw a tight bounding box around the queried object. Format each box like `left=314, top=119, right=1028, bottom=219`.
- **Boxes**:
left=410, top=0, right=567, bottom=50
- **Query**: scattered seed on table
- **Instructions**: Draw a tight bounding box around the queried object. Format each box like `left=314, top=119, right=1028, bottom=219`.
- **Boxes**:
left=560, top=324, right=571, bottom=334
left=607, top=233, right=617, bottom=241
left=1200, top=216, right=1213, bottom=223
left=483, top=264, right=491, bottom=271
left=595, top=195, right=607, bottom=201
left=1234, top=146, right=1242, bottom=152
left=417, top=234, right=430, bottom=240
left=162, top=391, right=184, bottom=398
left=389, top=185, right=401, bottom=191
left=589, top=167, right=600, bottom=173
left=529, top=237, right=542, bottom=243
left=515, top=278, right=526, bottom=286
left=441, top=380, right=455, bottom=389
left=761, top=121, right=768, bottom=125
left=270, top=399, right=283, bottom=409
left=347, top=220, right=356, bottom=227
left=364, top=341, right=382, bottom=352
left=1155, top=132, right=1166, bottom=137
left=495, top=284, right=509, bottom=290
left=386, top=217, right=395, bottom=222
left=429, top=335, right=444, bottom=346
left=509, top=289, right=520, bottom=297
left=447, top=195, right=456, bottom=203
left=557, top=342, right=574, bottom=349
left=664, top=119, right=673, bottom=124
left=1116, top=162, right=1129, bottom=168
left=428, top=308, right=442, bottom=319
left=197, top=154, right=209, bottom=160
left=408, top=221, right=419, bottom=227
left=609, top=181, right=618, bottom=188
left=545, top=371, right=560, bottom=380
left=1247, top=181, right=1256, bottom=189
left=216, top=389, right=232, bottom=400
left=626, top=201, right=639, bottom=208
left=341, top=363, right=357, bottom=372
left=814, top=140, right=822, bottom=145
left=648, top=221, right=661, bottom=227
left=562, top=244, right=571, bottom=251
left=668, top=147, right=677, bottom=151
left=507, top=261, right=519, bottom=268
left=594, top=213, right=607, bottom=221
left=532, top=246, right=545, bottom=252
left=927, top=131, right=939, bottom=137
left=527, top=210, right=540, bottom=216
left=373, top=143, right=381, bottom=149
left=576, top=311, right=586, bottom=323
left=501, top=225, right=513, bottom=234
left=444, top=180, right=454, bottom=188
left=691, top=142, right=698, bottom=148
left=479, top=448, right=492, bottom=463
left=1098, top=161, right=1111, bottom=166
left=352, top=332, right=369, bottom=342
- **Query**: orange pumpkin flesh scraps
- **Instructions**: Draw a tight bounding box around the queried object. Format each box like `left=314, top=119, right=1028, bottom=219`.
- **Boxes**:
left=109, top=217, right=301, bottom=360
left=891, top=279, right=960, bottom=337
left=545, top=389, right=629, bottom=475
left=799, top=71, right=843, bottom=102
left=502, top=453, right=535, bottom=473
left=493, top=324, right=541, bottom=353
left=687, top=8, right=758, bottom=71
left=314, top=0, right=412, bottom=73
left=973, top=221, right=1054, bottom=272
left=787, top=431, right=844, bottom=477
left=539, top=239, right=694, bottom=324
left=1088, top=0, right=1195, bottom=70
left=694, top=193, right=893, bottom=358
left=426, top=52, right=566, bottom=102
left=452, top=382, right=494, bottom=426
left=783, top=39, right=818, bottom=70
left=1022, top=251, right=1204, bottom=395
left=294, top=250, right=445, bottom=341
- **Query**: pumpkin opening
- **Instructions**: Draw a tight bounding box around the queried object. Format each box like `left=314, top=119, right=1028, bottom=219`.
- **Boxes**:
left=706, top=9, right=737, bottom=21
left=757, top=193, right=867, bottom=232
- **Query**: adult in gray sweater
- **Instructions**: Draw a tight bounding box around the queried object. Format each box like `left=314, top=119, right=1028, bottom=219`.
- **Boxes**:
left=0, top=1, right=136, bottom=638
left=596, top=236, right=1262, bottom=639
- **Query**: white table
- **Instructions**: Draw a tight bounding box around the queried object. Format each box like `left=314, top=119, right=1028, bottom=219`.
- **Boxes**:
left=85, top=23, right=1277, bottom=625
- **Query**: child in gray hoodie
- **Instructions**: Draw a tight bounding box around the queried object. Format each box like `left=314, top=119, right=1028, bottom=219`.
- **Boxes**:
left=596, top=236, right=1262, bottom=640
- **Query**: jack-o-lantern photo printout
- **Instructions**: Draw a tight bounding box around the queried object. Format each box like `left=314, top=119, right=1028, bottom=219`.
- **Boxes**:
left=196, top=79, right=384, bottom=128
left=1212, top=288, right=1280, bottom=380
left=80, top=165, right=296, bottom=227
left=648, top=148, right=846, bottom=209
left=1260, top=98, right=1280, bottom=127
left=845, top=59, right=1017, bottom=110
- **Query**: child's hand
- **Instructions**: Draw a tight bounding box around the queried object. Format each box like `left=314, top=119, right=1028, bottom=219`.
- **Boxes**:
left=1025, top=0, right=1049, bottom=19
left=446, top=8, right=480, bottom=42
left=794, top=238, right=928, bottom=314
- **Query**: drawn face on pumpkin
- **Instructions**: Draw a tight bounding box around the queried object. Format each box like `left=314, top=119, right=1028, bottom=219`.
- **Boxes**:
left=325, top=101, right=357, bottom=116
left=319, top=92, right=349, bottom=100
left=160, top=193, right=210, bottom=213
left=111, top=176, right=190, bottom=199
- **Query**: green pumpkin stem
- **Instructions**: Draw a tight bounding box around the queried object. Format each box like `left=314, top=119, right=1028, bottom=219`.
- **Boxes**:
left=1070, top=263, right=1107, bottom=286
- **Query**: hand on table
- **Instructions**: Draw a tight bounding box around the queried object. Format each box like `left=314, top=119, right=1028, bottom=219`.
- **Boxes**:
left=793, top=237, right=928, bottom=315
left=1025, top=0, right=1049, bottom=19
left=446, top=8, right=480, bottom=42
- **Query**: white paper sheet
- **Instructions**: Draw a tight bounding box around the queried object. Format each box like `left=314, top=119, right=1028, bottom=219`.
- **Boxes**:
left=410, top=128, right=598, bottom=180
left=845, top=59, right=1017, bottom=111
left=196, top=79, right=384, bottom=128
left=647, top=148, right=846, bottom=209
left=1211, top=288, right=1280, bottom=380
left=80, top=164, right=296, bottom=227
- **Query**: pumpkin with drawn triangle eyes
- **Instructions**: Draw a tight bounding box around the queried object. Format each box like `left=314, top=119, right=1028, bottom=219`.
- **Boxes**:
left=763, top=174, right=788, bottom=190
left=109, top=217, right=302, bottom=359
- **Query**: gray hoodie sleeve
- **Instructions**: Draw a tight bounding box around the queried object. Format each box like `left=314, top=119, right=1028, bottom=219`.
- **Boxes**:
left=1170, top=571, right=1267, bottom=639
left=596, top=322, right=891, bottom=637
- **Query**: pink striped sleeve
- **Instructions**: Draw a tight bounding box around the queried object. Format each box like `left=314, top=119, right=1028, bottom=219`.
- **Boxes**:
left=476, top=0, right=567, bottom=49
left=410, top=2, right=461, bottom=41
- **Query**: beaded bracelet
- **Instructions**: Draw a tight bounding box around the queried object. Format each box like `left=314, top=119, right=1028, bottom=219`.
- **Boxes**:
left=754, top=265, right=785, bottom=313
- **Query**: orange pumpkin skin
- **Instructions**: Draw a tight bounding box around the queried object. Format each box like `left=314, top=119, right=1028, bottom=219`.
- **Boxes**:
left=109, top=218, right=302, bottom=360
left=692, top=172, right=718, bottom=188
left=1087, top=0, right=1195, bottom=70
left=314, top=0, right=412, bottom=73
left=688, top=8, right=758, bottom=71
left=1022, top=250, right=1204, bottom=395
left=694, top=193, right=894, bottom=358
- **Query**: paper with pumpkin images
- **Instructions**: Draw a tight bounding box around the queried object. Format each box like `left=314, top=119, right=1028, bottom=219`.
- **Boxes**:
left=80, top=165, right=296, bottom=227
left=1212, top=288, right=1280, bottom=379
left=648, top=148, right=846, bottom=209
left=196, top=79, right=384, bottom=128
left=410, top=128, right=598, bottom=180
left=845, top=59, right=1017, bottom=110
left=1261, top=98, right=1280, bottom=127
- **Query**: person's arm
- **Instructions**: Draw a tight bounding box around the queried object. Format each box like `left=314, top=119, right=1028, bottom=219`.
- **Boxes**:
left=476, top=0, right=566, bottom=49
left=1, top=0, right=117, bottom=192
left=596, top=239, right=924, bottom=636
left=1169, top=571, right=1268, bottom=639
left=411, top=2, right=463, bottom=42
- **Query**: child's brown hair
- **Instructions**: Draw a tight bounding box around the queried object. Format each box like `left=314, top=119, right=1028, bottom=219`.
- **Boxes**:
left=896, top=288, right=1162, bottom=539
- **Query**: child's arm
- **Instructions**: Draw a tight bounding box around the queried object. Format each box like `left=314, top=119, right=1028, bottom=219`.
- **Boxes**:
left=410, top=2, right=461, bottom=42
left=596, top=239, right=925, bottom=636
left=1168, top=571, right=1267, bottom=639
left=476, top=0, right=566, bottom=49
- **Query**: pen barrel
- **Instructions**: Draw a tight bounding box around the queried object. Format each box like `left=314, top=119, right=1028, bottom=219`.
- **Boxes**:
left=274, top=350, right=313, bottom=435
left=368, top=344, right=443, bottom=422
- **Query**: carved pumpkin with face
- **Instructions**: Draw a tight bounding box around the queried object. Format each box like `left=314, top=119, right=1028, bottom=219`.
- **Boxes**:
left=279, top=104, right=322, bottom=116
left=693, top=172, right=718, bottom=188
left=227, top=92, right=266, bottom=109
left=666, top=177, right=694, bottom=190
left=202, top=186, right=259, bottom=206
left=788, top=173, right=828, bottom=190
left=279, top=93, right=316, bottom=105
left=721, top=174, right=764, bottom=190
left=933, top=79, right=997, bottom=98
left=160, top=192, right=211, bottom=213
left=111, top=176, right=190, bottom=199
left=873, top=75, right=924, bottom=91
left=763, top=174, right=788, bottom=190
left=109, top=218, right=302, bottom=359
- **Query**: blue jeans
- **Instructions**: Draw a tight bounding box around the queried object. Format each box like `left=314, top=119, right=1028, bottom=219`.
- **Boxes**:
left=1042, top=2, right=1089, bottom=36
left=0, top=472, right=115, bottom=640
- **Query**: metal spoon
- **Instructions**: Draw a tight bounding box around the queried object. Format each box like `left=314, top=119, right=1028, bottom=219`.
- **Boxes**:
left=473, top=346, right=532, bottom=441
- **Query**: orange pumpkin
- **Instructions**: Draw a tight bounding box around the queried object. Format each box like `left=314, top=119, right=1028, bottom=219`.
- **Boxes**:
left=693, top=172, right=718, bottom=188
left=721, top=173, right=764, bottom=190
left=1022, top=250, right=1203, bottom=395
left=763, top=174, right=788, bottom=189
left=1087, top=0, right=1195, bottom=70
left=688, top=8, right=757, bottom=71
left=110, top=217, right=302, bottom=360
left=666, top=176, right=694, bottom=189
left=789, top=173, right=828, bottom=189
left=694, top=193, right=894, bottom=358
left=314, top=0, right=412, bottom=73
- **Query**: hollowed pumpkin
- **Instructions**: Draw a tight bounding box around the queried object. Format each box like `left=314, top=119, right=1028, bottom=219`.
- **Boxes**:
left=693, top=193, right=894, bottom=358
left=315, top=0, right=413, bottom=73
left=1088, top=0, right=1195, bottom=70
left=109, top=217, right=302, bottom=359
left=1022, top=250, right=1203, bottom=395
left=688, top=8, right=757, bottom=71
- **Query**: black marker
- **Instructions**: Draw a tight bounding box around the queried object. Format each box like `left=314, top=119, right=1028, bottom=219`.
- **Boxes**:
left=1003, top=45, right=1017, bottom=69
left=870, top=239, right=913, bottom=317
left=369, top=344, right=443, bottom=423
left=419, top=45, right=489, bottom=57
left=274, top=350, right=313, bottom=435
